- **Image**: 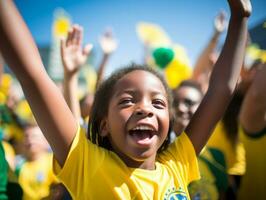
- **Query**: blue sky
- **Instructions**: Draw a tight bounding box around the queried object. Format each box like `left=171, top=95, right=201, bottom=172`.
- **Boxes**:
left=15, top=0, right=266, bottom=76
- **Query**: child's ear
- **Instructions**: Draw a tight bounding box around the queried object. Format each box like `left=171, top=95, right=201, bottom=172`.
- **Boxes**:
left=99, top=118, right=109, bottom=137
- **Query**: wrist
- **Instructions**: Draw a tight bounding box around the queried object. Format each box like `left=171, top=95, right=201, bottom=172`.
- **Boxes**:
left=64, top=72, right=78, bottom=81
left=230, top=11, right=250, bottom=20
left=211, top=31, right=221, bottom=41
left=229, top=14, right=248, bottom=29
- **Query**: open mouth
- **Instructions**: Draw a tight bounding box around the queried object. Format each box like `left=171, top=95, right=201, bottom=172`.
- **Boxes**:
left=129, top=125, right=156, bottom=145
left=177, top=112, right=190, bottom=120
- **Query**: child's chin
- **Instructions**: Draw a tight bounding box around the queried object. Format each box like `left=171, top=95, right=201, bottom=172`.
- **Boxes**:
left=129, top=149, right=156, bottom=162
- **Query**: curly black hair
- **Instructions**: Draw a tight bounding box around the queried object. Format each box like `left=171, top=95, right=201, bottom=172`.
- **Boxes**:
left=87, top=63, right=174, bottom=153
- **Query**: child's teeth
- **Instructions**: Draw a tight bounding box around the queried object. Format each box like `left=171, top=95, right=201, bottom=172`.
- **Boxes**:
left=132, top=125, right=153, bottom=131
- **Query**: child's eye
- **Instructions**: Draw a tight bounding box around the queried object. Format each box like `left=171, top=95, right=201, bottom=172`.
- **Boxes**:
left=184, top=98, right=197, bottom=107
left=152, top=99, right=166, bottom=109
left=118, top=98, right=133, bottom=106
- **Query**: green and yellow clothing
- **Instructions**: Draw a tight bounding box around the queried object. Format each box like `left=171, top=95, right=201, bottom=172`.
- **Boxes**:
left=207, top=122, right=245, bottom=175
left=1, top=140, right=22, bottom=200
left=189, top=147, right=228, bottom=200
left=237, top=127, right=266, bottom=200
left=2, top=141, right=15, bottom=169
left=53, top=126, right=200, bottom=200
left=0, top=142, right=8, bottom=200
left=18, top=153, right=57, bottom=200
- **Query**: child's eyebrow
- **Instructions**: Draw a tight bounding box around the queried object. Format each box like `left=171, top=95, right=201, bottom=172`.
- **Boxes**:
left=114, top=88, right=167, bottom=98
left=114, top=89, right=135, bottom=97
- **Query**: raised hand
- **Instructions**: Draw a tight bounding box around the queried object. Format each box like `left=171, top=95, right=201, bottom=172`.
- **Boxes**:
left=228, top=0, right=252, bottom=17
left=99, top=28, right=118, bottom=55
left=60, top=25, right=93, bottom=76
left=214, top=11, right=227, bottom=33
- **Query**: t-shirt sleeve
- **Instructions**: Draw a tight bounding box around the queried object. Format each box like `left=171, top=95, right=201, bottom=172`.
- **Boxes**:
left=158, top=132, right=200, bottom=184
left=52, top=125, right=106, bottom=198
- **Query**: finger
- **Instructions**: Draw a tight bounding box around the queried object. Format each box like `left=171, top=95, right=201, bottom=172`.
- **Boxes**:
left=60, top=37, right=67, bottom=65
left=66, top=27, right=74, bottom=46
left=60, top=37, right=66, bottom=56
left=72, top=24, right=80, bottom=46
left=83, top=44, right=93, bottom=56
left=218, top=10, right=226, bottom=23
left=77, top=25, right=83, bottom=47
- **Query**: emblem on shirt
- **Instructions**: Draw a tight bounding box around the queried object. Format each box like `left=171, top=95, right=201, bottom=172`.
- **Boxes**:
left=164, top=187, right=188, bottom=200
left=36, top=171, right=45, bottom=183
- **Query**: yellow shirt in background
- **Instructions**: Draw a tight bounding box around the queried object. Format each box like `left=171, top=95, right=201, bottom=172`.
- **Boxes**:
left=207, top=122, right=245, bottom=175
left=18, top=153, right=57, bottom=200
left=188, top=153, right=219, bottom=200
left=53, top=126, right=200, bottom=200
left=2, top=141, right=15, bottom=170
left=237, top=128, right=266, bottom=200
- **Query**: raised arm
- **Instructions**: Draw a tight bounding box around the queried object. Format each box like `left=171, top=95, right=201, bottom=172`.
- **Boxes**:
left=192, top=11, right=227, bottom=81
left=95, top=28, right=117, bottom=89
left=186, top=0, right=251, bottom=155
left=0, top=0, right=77, bottom=166
left=61, top=24, right=92, bottom=120
left=240, top=62, right=266, bottom=133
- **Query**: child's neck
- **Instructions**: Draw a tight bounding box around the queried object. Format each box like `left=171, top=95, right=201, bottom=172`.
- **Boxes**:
left=116, top=151, right=157, bottom=170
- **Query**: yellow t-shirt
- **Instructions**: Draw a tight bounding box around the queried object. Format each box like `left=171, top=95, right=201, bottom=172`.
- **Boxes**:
left=237, top=128, right=266, bottom=200
left=207, top=122, right=246, bottom=175
left=188, top=155, right=219, bottom=200
left=2, top=141, right=15, bottom=170
left=53, top=126, right=200, bottom=200
left=18, top=153, right=57, bottom=200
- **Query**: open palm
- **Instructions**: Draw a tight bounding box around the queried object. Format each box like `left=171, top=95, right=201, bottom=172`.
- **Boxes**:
left=214, top=11, right=227, bottom=33
left=99, top=28, right=118, bottom=55
left=60, top=25, right=92, bottom=75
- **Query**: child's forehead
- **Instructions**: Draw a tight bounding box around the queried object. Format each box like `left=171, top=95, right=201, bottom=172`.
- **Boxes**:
left=119, top=70, right=161, bottom=82
left=113, top=70, right=167, bottom=94
left=177, top=85, right=200, bottom=95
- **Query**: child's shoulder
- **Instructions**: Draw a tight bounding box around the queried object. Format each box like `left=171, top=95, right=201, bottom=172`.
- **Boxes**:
left=158, top=132, right=197, bottom=162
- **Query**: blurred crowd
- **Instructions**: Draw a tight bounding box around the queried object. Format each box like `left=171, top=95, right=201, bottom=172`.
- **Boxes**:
left=0, top=6, right=265, bottom=200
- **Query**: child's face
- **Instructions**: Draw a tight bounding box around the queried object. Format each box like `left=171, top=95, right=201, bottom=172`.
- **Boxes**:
left=102, top=70, right=170, bottom=168
left=24, top=126, right=49, bottom=157
left=173, top=86, right=202, bottom=133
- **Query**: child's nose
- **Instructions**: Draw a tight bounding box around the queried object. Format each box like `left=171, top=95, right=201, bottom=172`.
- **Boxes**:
left=135, top=102, right=154, bottom=117
left=177, top=102, right=189, bottom=113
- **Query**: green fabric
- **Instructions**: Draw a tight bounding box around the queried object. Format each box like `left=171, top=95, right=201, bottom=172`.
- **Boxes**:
left=0, top=104, right=12, bottom=124
left=15, top=159, right=25, bottom=177
left=199, top=148, right=228, bottom=191
left=6, top=182, right=23, bottom=200
left=153, top=47, right=174, bottom=69
left=0, top=142, right=8, bottom=200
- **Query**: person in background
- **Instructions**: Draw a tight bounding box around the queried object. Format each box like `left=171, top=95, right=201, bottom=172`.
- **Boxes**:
left=95, top=28, right=118, bottom=89
left=171, top=80, right=203, bottom=138
left=61, top=25, right=117, bottom=125
left=192, top=11, right=227, bottom=93
left=238, top=61, right=266, bottom=200
left=16, top=123, right=58, bottom=200
left=60, top=24, right=93, bottom=121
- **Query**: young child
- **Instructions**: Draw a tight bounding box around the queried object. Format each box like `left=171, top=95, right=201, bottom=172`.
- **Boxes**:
left=17, top=123, right=57, bottom=199
left=0, top=0, right=251, bottom=199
